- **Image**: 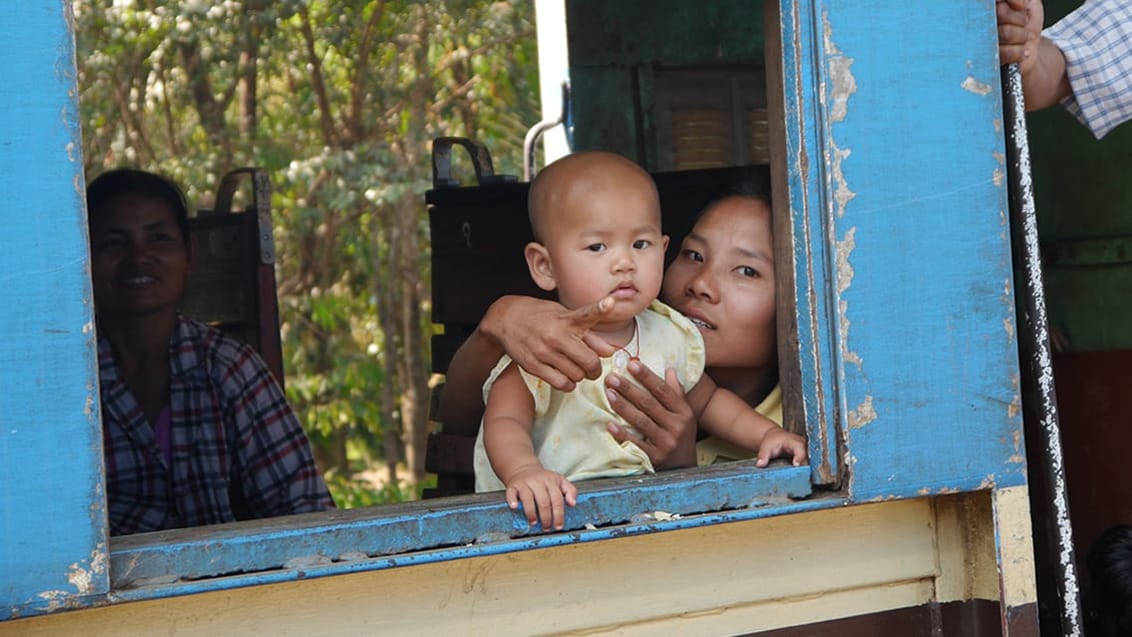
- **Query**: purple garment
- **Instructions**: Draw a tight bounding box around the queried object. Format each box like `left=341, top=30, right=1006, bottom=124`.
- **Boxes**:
left=152, top=406, right=173, bottom=469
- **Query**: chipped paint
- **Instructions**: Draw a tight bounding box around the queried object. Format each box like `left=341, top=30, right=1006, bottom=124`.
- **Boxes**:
left=1008, top=375, right=1021, bottom=420
left=67, top=563, right=93, bottom=594
left=836, top=227, right=861, bottom=367
left=821, top=11, right=857, bottom=216
left=830, top=143, right=855, bottom=217
left=992, top=167, right=1004, bottom=187
left=961, top=76, right=992, bottom=96
left=827, top=58, right=856, bottom=123
left=847, top=394, right=876, bottom=429
left=1008, top=430, right=1026, bottom=465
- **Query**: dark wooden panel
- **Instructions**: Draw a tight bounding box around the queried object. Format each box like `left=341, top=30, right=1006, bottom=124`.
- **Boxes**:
left=1051, top=350, right=1132, bottom=612
left=747, top=599, right=1003, bottom=637
left=178, top=191, right=284, bottom=386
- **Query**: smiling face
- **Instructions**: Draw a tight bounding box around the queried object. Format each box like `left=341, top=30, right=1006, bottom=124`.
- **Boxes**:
left=525, top=152, right=667, bottom=330
left=661, top=195, right=776, bottom=384
left=89, top=193, right=192, bottom=320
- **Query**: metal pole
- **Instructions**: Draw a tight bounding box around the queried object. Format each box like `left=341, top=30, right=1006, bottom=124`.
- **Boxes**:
left=1001, top=62, right=1083, bottom=637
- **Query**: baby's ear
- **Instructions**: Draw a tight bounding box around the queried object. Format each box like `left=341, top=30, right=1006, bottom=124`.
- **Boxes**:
left=524, top=242, right=557, bottom=292
left=662, top=234, right=669, bottom=252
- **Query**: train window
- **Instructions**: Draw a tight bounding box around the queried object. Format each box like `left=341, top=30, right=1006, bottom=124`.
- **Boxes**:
left=654, top=68, right=770, bottom=170
left=6, top=0, right=1027, bottom=620
left=108, top=0, right=831, bottom=587
left=6, top=1, right=835, bottom=618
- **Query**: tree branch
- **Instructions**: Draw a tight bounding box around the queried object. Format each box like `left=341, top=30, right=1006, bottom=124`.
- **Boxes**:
left=297, top=5, right=339, bottom=148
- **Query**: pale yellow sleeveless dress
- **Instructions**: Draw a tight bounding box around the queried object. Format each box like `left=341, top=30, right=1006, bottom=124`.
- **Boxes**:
left=474, top=300, right=705, bottom=492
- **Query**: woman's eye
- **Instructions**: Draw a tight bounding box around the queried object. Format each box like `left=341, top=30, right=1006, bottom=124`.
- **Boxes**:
left=633, top=239, right=651, bottom=250
left=94, top=237, right=125, bottom=251
left=681, top=248, right=704, bottom=263
left=736, top=265, right=759, bottom=278
left=586, top=243, right=606, bottom=252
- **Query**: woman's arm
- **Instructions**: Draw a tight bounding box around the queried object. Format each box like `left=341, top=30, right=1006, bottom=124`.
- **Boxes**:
left=437, top=295, right=617, bottom=433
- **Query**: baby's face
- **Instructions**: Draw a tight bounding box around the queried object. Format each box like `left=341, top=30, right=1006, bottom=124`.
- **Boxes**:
left=542, top=183, right=666, bottom=325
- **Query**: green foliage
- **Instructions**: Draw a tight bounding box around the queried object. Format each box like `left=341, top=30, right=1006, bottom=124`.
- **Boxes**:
left=75, top=0, right=539, bottom=505
left=324, top=471, right=434, bottom=508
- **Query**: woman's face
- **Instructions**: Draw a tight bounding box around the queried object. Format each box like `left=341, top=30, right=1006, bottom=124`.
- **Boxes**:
left=661, top=196, right=776, bottom=374
left=89, top=193, right=191, bottom=319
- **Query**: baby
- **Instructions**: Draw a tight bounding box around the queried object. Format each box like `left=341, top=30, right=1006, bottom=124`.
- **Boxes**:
left=473, top=151, right=807, bottom=530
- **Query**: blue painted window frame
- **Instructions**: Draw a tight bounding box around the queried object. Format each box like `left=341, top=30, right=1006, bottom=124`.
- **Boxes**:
left=3, top=0, right=1029, bottom=620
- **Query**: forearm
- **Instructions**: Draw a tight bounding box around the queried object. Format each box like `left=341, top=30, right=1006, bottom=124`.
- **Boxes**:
left=1023, top=36, right=1071, bottom=112
left=698, top=387, right=773, bottom=452
left=484, top=417, right=542, bottom=483
left=436, top=326, right=505, bottom=435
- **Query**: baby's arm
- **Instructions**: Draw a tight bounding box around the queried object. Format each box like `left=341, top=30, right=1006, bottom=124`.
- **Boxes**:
left=686, top=377, right=808, bottom=467
left=483, top=363, right=577, bottom=530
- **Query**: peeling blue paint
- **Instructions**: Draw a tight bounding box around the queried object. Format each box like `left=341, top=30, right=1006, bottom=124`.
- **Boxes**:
left=0, top=1, right=107, bottom=619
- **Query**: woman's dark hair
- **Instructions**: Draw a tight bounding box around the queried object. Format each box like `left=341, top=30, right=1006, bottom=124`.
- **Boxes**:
left=693, top=165, right=772, bottom=226
left=86, top=168, right=192, bottom=248
left=1087, top=525, right=1132, bottom=637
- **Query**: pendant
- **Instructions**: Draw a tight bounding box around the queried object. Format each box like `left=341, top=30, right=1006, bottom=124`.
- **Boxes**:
left=613, top=350, right=630, bottom=369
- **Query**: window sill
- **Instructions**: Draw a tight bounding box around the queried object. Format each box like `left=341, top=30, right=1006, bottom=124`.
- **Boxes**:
left=105, top=462, right=817, bottom=604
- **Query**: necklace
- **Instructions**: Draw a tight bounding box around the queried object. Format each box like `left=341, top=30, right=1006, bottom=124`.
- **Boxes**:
left=611, top=317, right=640, bottom=369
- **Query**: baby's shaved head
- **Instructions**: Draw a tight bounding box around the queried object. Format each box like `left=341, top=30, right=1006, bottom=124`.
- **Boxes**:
left=528, top=151, right=659, bottom=243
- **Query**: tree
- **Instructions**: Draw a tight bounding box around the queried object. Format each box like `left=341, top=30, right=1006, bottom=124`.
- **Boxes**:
left=74, top=0, right=539, bottom=502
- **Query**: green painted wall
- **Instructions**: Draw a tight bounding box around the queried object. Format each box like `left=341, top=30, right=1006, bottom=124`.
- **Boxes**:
left=565, top=0, right=765, bottom=169
left=1032, top=0, right=1132, bottom=351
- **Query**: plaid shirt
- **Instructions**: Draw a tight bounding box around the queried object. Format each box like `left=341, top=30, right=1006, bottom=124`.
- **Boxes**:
left=100, top=316, right=334, bottom=535
left=1045, top=0, right=1132, bottom=139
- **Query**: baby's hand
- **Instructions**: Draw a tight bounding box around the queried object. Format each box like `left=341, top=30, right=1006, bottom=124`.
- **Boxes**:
left=504, top=467, right=578, bottom=530
left=756, top=429, right=809, bottom=468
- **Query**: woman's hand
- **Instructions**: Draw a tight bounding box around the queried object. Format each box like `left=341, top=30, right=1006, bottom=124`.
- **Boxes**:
left=481, top=295, right=617, bottom=392
left=604, top=361, right=697, bottom=470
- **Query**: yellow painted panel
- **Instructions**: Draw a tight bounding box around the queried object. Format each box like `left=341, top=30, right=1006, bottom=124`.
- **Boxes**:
left=992, top=485, right=1039, bottom=608
left=934, top=490, right=999, bottom=602
left=3, top=497, right=1005, bottom=637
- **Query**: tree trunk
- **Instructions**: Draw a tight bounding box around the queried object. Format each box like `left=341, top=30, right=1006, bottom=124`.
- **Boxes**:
left=375, top=213, right=401, bottom=487
left=396, top=198, right=429, bottom=484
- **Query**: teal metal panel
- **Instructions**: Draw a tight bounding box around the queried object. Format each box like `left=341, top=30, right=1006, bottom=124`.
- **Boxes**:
left=804, top=1, right=1026, bottom=499
left=0, top=2, right=107, bottom=619
left=566, top=0, right=765, bottom=67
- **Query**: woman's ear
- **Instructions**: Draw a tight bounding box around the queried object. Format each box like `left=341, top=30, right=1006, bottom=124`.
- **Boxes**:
left=524, top=242, right=557, bottom=292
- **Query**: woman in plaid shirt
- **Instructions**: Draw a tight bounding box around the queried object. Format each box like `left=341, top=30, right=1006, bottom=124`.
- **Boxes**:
left=88, top=169, right=334, bottom=535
